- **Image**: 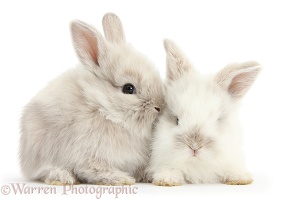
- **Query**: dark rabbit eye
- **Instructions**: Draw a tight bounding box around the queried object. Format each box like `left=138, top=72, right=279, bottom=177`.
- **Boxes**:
left=122, top=83, right=136, bottom=94
left=176, top=117, right=179, bottom=125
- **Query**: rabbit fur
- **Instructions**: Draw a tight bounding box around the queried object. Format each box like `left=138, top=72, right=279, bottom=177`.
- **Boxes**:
left=19, top=13, right=163, bottom=185
left=147, top=39, right=261, bottom=186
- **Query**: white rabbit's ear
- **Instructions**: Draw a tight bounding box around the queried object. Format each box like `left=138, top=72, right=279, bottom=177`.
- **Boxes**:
left=71, top=20, right=106, bottom=68
left=215, top=61, right=262, bottom=99
left=164, top=39, right=191, bottom=81
left=102, top=13, right=125, bottom=43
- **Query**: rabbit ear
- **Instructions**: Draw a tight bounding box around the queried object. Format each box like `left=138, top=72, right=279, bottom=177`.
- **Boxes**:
left=164, top=39, right=191, bottom=81
left=215, top=61, right=262, bottom=99
left=71, top=20, right=106, bottom=68
left=102, top=13, right=125, bottom=43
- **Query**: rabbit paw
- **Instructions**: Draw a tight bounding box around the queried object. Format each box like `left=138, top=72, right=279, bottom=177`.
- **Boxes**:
left=97, top=173, right=135, bottom=186
left=223, top=171, right=253, bottom=185
left=45, top=168, right=78, bottom=185
left=153, top=179, right=183, bottom=186
left=152, top=171, right=185, bottom=186
left=224, top=179, right=253, bottom=185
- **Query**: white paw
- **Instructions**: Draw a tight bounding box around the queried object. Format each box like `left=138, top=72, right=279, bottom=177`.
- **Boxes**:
left=152, top=170, right=185, bottom=186
left=223, top=171, right=253, bottom=185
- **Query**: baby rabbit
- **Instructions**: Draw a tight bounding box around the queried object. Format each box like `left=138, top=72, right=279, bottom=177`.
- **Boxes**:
left=19, top=13, right=163, bottom=185
left=148, top=39, right=261, bottom=186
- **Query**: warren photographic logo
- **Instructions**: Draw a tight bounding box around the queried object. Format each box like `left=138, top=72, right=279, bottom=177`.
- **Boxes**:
left=1, top=183, right=138, bottom=199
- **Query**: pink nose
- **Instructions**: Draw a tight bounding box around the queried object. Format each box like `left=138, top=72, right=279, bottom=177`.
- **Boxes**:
left=192, top=150, right=198, bottom=157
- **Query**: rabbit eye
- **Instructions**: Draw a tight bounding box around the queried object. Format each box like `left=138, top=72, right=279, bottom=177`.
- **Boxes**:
left=176, top=117, right=179, bottom=125
left=122, top=83, right=136, bottom=94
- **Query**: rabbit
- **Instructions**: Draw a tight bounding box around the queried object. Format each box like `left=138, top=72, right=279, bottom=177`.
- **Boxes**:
left=19, top=13, right=163, bottom=186
left=147, top=39, right=261, bottom=186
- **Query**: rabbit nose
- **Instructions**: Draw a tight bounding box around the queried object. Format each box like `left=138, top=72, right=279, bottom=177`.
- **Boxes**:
left=154, top=107, right=160, bottom=112
left=192, top=150, right=198, bottom=156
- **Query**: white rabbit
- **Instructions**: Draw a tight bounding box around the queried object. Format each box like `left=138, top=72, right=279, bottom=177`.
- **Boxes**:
left=19, top=13, right=163, bottom=185
left=147, top=39, right=261, bottom=186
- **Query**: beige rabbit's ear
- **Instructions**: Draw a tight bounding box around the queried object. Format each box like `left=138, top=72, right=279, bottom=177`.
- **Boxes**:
left=163, top=39, right=192, bottom=81
left=70, top=20, right=106, bottom=68
left=215, top=61, right=262, bottom=99
left=102, top=13, right=125, bottom=43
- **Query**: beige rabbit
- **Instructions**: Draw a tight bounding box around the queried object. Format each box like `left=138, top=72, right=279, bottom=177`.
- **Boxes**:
left=19, top=13, right=163, bottom=185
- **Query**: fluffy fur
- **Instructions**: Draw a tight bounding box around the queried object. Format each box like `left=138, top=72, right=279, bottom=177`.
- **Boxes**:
left=19, top=13, right=163, bottom=185
left=147, top=39, right=261, bottom=186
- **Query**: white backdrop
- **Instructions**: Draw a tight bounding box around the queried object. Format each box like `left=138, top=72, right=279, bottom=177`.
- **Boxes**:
left=1, top=0, right=289, bottom=199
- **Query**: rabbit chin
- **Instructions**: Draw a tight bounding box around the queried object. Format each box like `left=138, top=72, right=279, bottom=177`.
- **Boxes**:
left=184, top=162, right=222, bottom=184
left=179, top=150, right=221, bottom=183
